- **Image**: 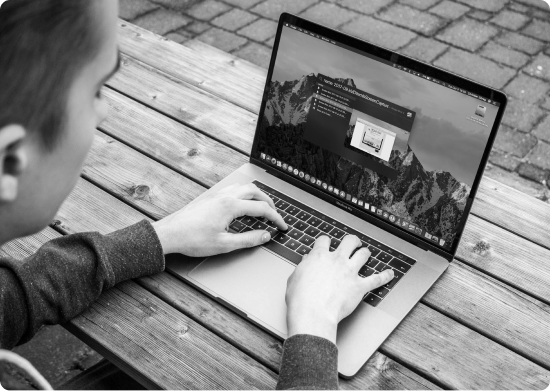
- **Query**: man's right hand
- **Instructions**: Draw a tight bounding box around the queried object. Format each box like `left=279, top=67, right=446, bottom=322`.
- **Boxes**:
left=285, top=235, right=394, bottom=344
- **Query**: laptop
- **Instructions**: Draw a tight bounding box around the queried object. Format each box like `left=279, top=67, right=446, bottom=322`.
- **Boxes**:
left=166, top=13, right=507, bottom=378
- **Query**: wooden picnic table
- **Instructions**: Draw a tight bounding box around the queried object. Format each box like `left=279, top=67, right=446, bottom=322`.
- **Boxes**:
left=2, top=20, right=550, bottom=390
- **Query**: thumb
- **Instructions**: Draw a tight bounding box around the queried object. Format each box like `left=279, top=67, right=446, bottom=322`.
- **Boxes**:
left=225, top=230, right=271, bottom=251
left=361, top=269, right=394, bottom=293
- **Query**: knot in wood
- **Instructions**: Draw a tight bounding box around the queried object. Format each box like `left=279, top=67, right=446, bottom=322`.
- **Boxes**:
left=177, top=325, right=189, bottom=338
left=269, top=343, right=283, bottom=353
left=472, top=240, right=490, bottom=256
left=52, top=219, right=62, bottom=227
left=187, top=148, right=199, bottom=157
left=129, top=185, right=151, bottom=200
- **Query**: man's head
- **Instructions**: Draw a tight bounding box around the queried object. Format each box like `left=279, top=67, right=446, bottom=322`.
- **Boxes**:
left=0, top=0, right=119, bottom=243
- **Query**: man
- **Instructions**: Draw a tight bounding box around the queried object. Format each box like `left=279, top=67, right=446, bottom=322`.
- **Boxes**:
left=0, top=0, right=393, bottom=388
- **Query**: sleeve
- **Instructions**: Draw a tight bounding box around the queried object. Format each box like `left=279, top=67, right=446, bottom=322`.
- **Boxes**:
left=0, top=220, right=164, bottom=350
left=276, top=334, right=339, bottom=390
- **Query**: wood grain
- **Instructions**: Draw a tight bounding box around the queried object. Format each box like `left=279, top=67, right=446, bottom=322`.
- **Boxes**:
left=0, top=227, right=60, bottom=259
left=107, top=54, right=257, bottom=155
left=117, top=21, right=264, bottom=113
left=100, top=88, right=247, bottom=188
left=83, top=131, right=205, bottom=220
left=117, top=21, right=550, bottom=251
left=66, top=280, right=277, bottom=390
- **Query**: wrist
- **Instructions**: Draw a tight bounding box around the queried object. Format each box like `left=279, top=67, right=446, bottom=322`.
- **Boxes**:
left=151, top=220, right=172, bottom=255
left=287, top=307, right=338, bottom=343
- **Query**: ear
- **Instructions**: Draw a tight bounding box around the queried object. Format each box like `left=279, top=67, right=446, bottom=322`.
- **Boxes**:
left=0, top=124, right=27, bottom=203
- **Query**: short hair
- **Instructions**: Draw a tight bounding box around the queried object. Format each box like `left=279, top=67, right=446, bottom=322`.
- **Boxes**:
left=0, top=0, right=100, bottom=150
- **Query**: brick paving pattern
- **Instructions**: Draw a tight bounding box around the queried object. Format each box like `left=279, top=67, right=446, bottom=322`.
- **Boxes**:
left=13, top=0, right=550, bottom=387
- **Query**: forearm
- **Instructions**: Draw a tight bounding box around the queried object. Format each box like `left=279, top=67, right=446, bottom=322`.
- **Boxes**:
left=276, top=334, right=339, bottom=390
left=0, top=220, right=164, bottom=349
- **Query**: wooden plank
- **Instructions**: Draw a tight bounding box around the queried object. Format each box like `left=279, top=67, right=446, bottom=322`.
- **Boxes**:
left=117, top=21, right=264, bottom=113
left=458, top=215, right=550, bottom=303
left=83, top=131, right=205, bottom=220
left=54, top=179, right=550, bottom=389
left=473, top=178, right=550, bottom=250
left=107, top=54, right=257, bottom=155
left=100, top=88, right=247, bottom=188
left=0, top=227, right=60, bottom=259
left=116, top=21, right=550, bottom=250
left=66, top=280, right=277, bottom=390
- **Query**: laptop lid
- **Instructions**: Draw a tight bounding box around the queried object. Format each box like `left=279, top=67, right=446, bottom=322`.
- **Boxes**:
left=250, top=13, right=507, bottom=261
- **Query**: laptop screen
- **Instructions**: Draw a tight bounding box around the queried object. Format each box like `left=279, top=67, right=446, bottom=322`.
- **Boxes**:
left=254, top=21, right=502, bottom=253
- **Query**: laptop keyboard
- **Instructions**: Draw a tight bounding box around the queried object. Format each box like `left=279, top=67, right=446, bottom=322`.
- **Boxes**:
left=228, top=181, right=417, bottom=307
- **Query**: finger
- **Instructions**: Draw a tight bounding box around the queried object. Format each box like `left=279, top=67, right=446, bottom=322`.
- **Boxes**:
left=235, top=199, right=287, bottom=230
left=335, top=235, right=361, bottom=258
left=312, top=235, right=331, bottom=250
left=232, top=183, right=276, bottom=209
left=222, top=230, right=271, bottom=252
left=361, top=269, right=394, bottom=292
left=350, top=247, right=371, bottom=271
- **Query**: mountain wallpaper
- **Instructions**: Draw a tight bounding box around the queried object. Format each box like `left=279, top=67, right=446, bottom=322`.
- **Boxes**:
left=258, top=73, right=471, bottom=244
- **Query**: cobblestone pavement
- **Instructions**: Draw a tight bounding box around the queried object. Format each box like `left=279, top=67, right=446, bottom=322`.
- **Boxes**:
left=11, top=0, right=550, bottom=388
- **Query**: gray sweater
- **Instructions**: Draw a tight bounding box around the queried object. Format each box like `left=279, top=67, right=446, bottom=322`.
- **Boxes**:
left=0, top=220, right=338, bottom=389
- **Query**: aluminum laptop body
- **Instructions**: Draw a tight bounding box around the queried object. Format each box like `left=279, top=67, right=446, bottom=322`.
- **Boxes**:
left=166, top=13, right=507, bottom=378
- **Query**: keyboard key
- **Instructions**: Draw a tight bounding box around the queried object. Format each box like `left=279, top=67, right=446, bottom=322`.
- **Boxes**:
left=297, top=245, right=311, bottom=256
left=273, top=233, right=290, bottom=244
left=241, top=216, right=256, bottom=226
left=369, top=247, right=381, bottom=257
left=265, top=220, right=276, bottom=227
left=374, top=263, right=385, bottom=272
left=307, top=217, right=322, bottom=227
left=277, top=210, right=288, bottom=218
left=371, top=286, right=390, bottom=298
left=293, top=221, right=309, bottom=232
left=229, top=221, right=246, bottom=232
left=383, top=269, right=404, bottom=289
left=285, top=238, right=301, bottom=251
left=366, top=258, right=378, bottom=268
left=401, top=256, right=417, bottom=266
left=359, top=266, right=375, bottom=277
left=266, top=227, right=278, bottom=237
left=267, top=194, right=279, bottom=203
left=284, top=215, right=298, bottom=226
left=329, top=228, right=345, bottom=239
left=286, top=206, right=300, bottom=216
left=298, top=234, right=315, bottom=247
left=364, top=293, right=382, bottom=306
left=304, top=226, right=320, bottom=237
left=288, top=229, right=304, bottom=240
left=241, top=226, right=253, bottom=233
left=296, top=211, right=312, bottom=221
left=389, top=258, right=412, bottom=273
left=318, top=222, right=333, bottom=233
left=263, top=240, right=302, bottom=266
left=330, top=237, right=341, bottom=249
left=377, top=252, right=393, bottom=263
left=251, top=221, right=268, bottom=230
left=275, top=200, right=290, bottom=210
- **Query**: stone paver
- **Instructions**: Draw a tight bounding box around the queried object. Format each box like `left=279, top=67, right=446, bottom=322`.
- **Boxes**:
left=468, top=10, right=492, bottom=20
left=533, top=115, right=550, bottom=143
left=517, top=162, right=549, bottom=183
left=522, top=19, right=550, bottom=42
left=489, top=150, right=521, bottom=171
left=237, top=18, right=278, bottom=41
left=119, top=0, right=159, bottom=20
left=151, top=0, right=199, bottom=11
left=211, top=8, right=258, bottom=30
left=196, top=27, right=248, bottom=51
left=132, top=8, right=191, bottom=35
left=299, top=2, right=357, bottom=29
left=490, top=9, right=530, bottom=30
left=187, top=0, right=232, bottom=20
left=434, top=48, right=516, bottom=89
left=527, top=141, right=550, bottom=170
left=399, top=0, right=441, bottom=10
left=429, top=0, right=470, bottom=19
left=233, top=41, right=272, bottom=67
left=223, top=0, right=265, bottom=8
left=505, top=74, right=550, bottom=103
left=338, top=0, right=394, bottom=15
left=479, top=41, right=530, bottom=68
left=523, top=53, right=550, bottom=81
left=495, top=31, right=545, bottom=55
left=455, top=0, right=507, bottom=12
left=401, top=37, right=448, bottom=61
left=502, top=98, right=546, bottom=132
left=493, top=124, right=538, bottom=158
left=378, top=4, right=447, bottom=35
left=516, top=0, right=550, bottom=10
left=250, top=0, right=318, bottom=20
left=341, top=15, right=417, bottom=50
left=436, top=18, right=499, bottom=51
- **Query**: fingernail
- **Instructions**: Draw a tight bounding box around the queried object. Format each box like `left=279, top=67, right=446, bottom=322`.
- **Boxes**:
left=262, top=232, right=271, bottom=243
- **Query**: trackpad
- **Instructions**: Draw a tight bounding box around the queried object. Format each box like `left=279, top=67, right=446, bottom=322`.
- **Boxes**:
left=188, top=247, right=295, bottom=335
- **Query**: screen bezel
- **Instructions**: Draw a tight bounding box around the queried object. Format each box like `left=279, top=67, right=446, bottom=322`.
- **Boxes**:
left=250, top=13, right=508, bottom=261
